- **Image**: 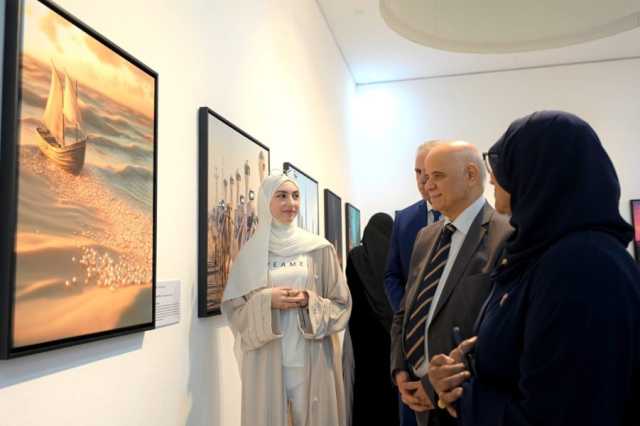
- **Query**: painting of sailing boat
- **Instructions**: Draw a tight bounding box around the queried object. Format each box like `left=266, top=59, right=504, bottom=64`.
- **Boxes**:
left=0, top=0, right=157, bottom=358
left=198, top=107, right=270, bottom=317
left=324, top=189, right=343, bottom=267
left=283, top=162, right=319, bottom=235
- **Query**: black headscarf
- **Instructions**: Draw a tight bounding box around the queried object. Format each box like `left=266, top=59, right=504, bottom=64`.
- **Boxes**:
left=488, top=110, right=633, bottom=280
left=349, top=212, right=394, bottom=332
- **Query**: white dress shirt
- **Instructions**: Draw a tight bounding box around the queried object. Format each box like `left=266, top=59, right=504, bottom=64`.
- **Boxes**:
left=414, top=196, right=486, bottom=377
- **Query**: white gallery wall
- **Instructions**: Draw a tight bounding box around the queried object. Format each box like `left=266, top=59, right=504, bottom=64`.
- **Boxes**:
left=3, top=1, right=640, bottom=425
left=0, top=1, right=355, bottom=425
left=351, top=58, right=640, bottom=234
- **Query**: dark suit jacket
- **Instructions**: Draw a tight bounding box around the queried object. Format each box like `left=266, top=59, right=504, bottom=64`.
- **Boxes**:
left=384, top=200, right=429, bottom=312
left=390, top=201, right=512, bottom=425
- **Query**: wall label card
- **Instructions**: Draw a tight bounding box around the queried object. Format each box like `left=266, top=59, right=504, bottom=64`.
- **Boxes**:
left=155, top=280, right=181, bottom=328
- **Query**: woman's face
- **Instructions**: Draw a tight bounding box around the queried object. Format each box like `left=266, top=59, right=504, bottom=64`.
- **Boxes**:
left=490, top=172, right=512, bottom=215
left=269, top=181, right=300, bottom=224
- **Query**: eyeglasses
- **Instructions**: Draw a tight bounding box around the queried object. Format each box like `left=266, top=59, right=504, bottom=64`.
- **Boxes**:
left=482, top=152, right=499, bottom=176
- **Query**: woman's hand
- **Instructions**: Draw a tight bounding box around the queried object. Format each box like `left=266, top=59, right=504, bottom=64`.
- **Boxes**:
left=427, top=336, right=477, bottom=417
left=291, top=290, right=309, bottom=308
left=271, top=287, right=308, bottom=309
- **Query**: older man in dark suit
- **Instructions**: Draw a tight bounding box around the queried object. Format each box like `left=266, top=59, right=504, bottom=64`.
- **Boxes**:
left=390, top=142, right=512, bottom=426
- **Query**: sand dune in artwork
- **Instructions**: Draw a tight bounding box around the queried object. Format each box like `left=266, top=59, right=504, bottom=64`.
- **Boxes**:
left=16, top=231, right=93, bottom=254
left=13, top=285, right=151, bottom=347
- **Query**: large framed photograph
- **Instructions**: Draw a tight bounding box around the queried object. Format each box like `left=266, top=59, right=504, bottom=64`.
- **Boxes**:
left=630, top=200, right=640, bottom=262
left=198, top=107, right=270, bottom=317
left=345, top=203, right=361, bottom=255
left=324, top=189, right=343, bottom=267
left=0, top=0, right=158, bottom=358
left=283, top=162, right=319, bottom=234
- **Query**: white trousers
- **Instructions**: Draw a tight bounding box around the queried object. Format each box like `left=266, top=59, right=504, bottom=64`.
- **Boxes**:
left=284, top=367, right=306, bottom=426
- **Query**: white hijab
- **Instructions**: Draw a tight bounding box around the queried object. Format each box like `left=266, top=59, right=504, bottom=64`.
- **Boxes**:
left=222, top=174, right=330, bottom=303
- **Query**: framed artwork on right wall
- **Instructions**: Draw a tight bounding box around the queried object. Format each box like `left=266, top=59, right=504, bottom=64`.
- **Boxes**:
left=345, top=203, right=361, bottom=255
left=324, top=189, right=343, bottom=267
left=630, top=200, right=640, bottom=262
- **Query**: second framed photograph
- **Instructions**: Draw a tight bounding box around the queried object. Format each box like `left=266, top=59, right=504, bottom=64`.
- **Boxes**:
left=324, top=189, right=343, bottom=267
left=198, top=107, right=270, bottom=316
left=345, top=203, right=362, bottom=255
left=630, top=200, right=640, bottom=262
left=283, top=162, right=319, bottom=234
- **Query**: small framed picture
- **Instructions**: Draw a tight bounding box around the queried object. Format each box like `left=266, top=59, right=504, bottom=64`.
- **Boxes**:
left=630, top=200, right=640, bottom=262
left=345, top=203, right=361, bottom=255
left=324, top=189, right=343, bottom=267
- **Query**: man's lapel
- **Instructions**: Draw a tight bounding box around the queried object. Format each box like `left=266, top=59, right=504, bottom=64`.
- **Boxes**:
left=402, top=220, right=443, bottom=328
left=430, top=202, right=493, bottom=323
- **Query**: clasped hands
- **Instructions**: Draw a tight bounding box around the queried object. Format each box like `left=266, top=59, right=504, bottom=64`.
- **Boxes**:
left=426, top=336, right=477, bottom=418
left=395, top=336, right=477, bottom=417
left=271, top=287, right=309, bottom=310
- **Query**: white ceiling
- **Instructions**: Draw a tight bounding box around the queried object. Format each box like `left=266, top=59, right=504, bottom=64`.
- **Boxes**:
left=316, top=0, right=640, bottom=84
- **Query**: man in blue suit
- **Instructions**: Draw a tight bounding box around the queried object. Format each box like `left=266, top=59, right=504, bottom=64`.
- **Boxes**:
left=385, top=140, right=442, bottom=426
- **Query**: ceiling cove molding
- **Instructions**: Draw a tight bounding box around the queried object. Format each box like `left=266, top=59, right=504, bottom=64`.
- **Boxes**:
left=380, top=0, right=640, bottom=53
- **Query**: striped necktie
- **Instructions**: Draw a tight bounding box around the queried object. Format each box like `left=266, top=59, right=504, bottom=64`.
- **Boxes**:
left=404, top=223, right=456, bottom=370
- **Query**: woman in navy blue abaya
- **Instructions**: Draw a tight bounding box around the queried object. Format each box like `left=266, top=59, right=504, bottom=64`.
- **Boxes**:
left=428, top=111, right=640, bottom=426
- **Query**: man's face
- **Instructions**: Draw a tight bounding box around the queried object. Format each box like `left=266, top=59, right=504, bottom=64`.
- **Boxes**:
left=415, top=149, right=430, bottom=202
left=423, top=149, right=470, bottom=219
left=490, top=173, right=512, bottom=215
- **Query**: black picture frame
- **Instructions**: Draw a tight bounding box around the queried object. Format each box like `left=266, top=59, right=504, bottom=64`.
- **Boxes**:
left=198, top=107, right=270, bottom=317
left=345, top=203, right=361, bottom=255
left=283, top=162, right=319, bottom=235
left=323, top=189, right=343, bottom=267
left=0, top=0, right=158, bottom=358
left=630, top=200, right=640, bottom=262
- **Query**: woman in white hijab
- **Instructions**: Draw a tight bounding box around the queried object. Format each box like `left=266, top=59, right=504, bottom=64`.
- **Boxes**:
left=223, top=174, right=352, bottom=426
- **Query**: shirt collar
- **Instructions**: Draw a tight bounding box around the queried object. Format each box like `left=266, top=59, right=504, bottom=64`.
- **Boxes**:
left=444, top=196, right=486, bottom=236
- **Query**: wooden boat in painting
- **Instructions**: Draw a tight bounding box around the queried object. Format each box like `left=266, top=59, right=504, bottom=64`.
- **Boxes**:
left=36, top=62, right=87, bottom=175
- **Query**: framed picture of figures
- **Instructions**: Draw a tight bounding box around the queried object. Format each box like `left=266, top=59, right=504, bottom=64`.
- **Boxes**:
left=630, top=200, right=640, bottom=262
left=345, top=203, right=361, bottom=255
left=324, top=189, right=343, bottom=267
left=0, top=0, right=158, bottom=358
left=198, top=108, right=270, bottom=317
left=283, top=162, right=319, bottom=235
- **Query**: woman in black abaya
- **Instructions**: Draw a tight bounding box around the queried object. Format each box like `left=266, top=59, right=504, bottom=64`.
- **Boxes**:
left=345, top=213, right=399, bottom=426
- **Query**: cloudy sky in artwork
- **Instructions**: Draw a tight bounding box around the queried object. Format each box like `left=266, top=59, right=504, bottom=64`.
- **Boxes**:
left=23, top=0, right=155, bottom=118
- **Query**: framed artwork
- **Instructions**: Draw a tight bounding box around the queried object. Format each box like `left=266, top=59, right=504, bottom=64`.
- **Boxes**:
left=345, top=203, right=361, bottom=254
left=283, top=162, right=319, bottom=234
left=630, top=200, right=640, bottom=262
left=324, top=189, right=343, bottom=267
left=198, top=107, right=270, bottom=317
left=0, top=0, right=158, bottom=358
